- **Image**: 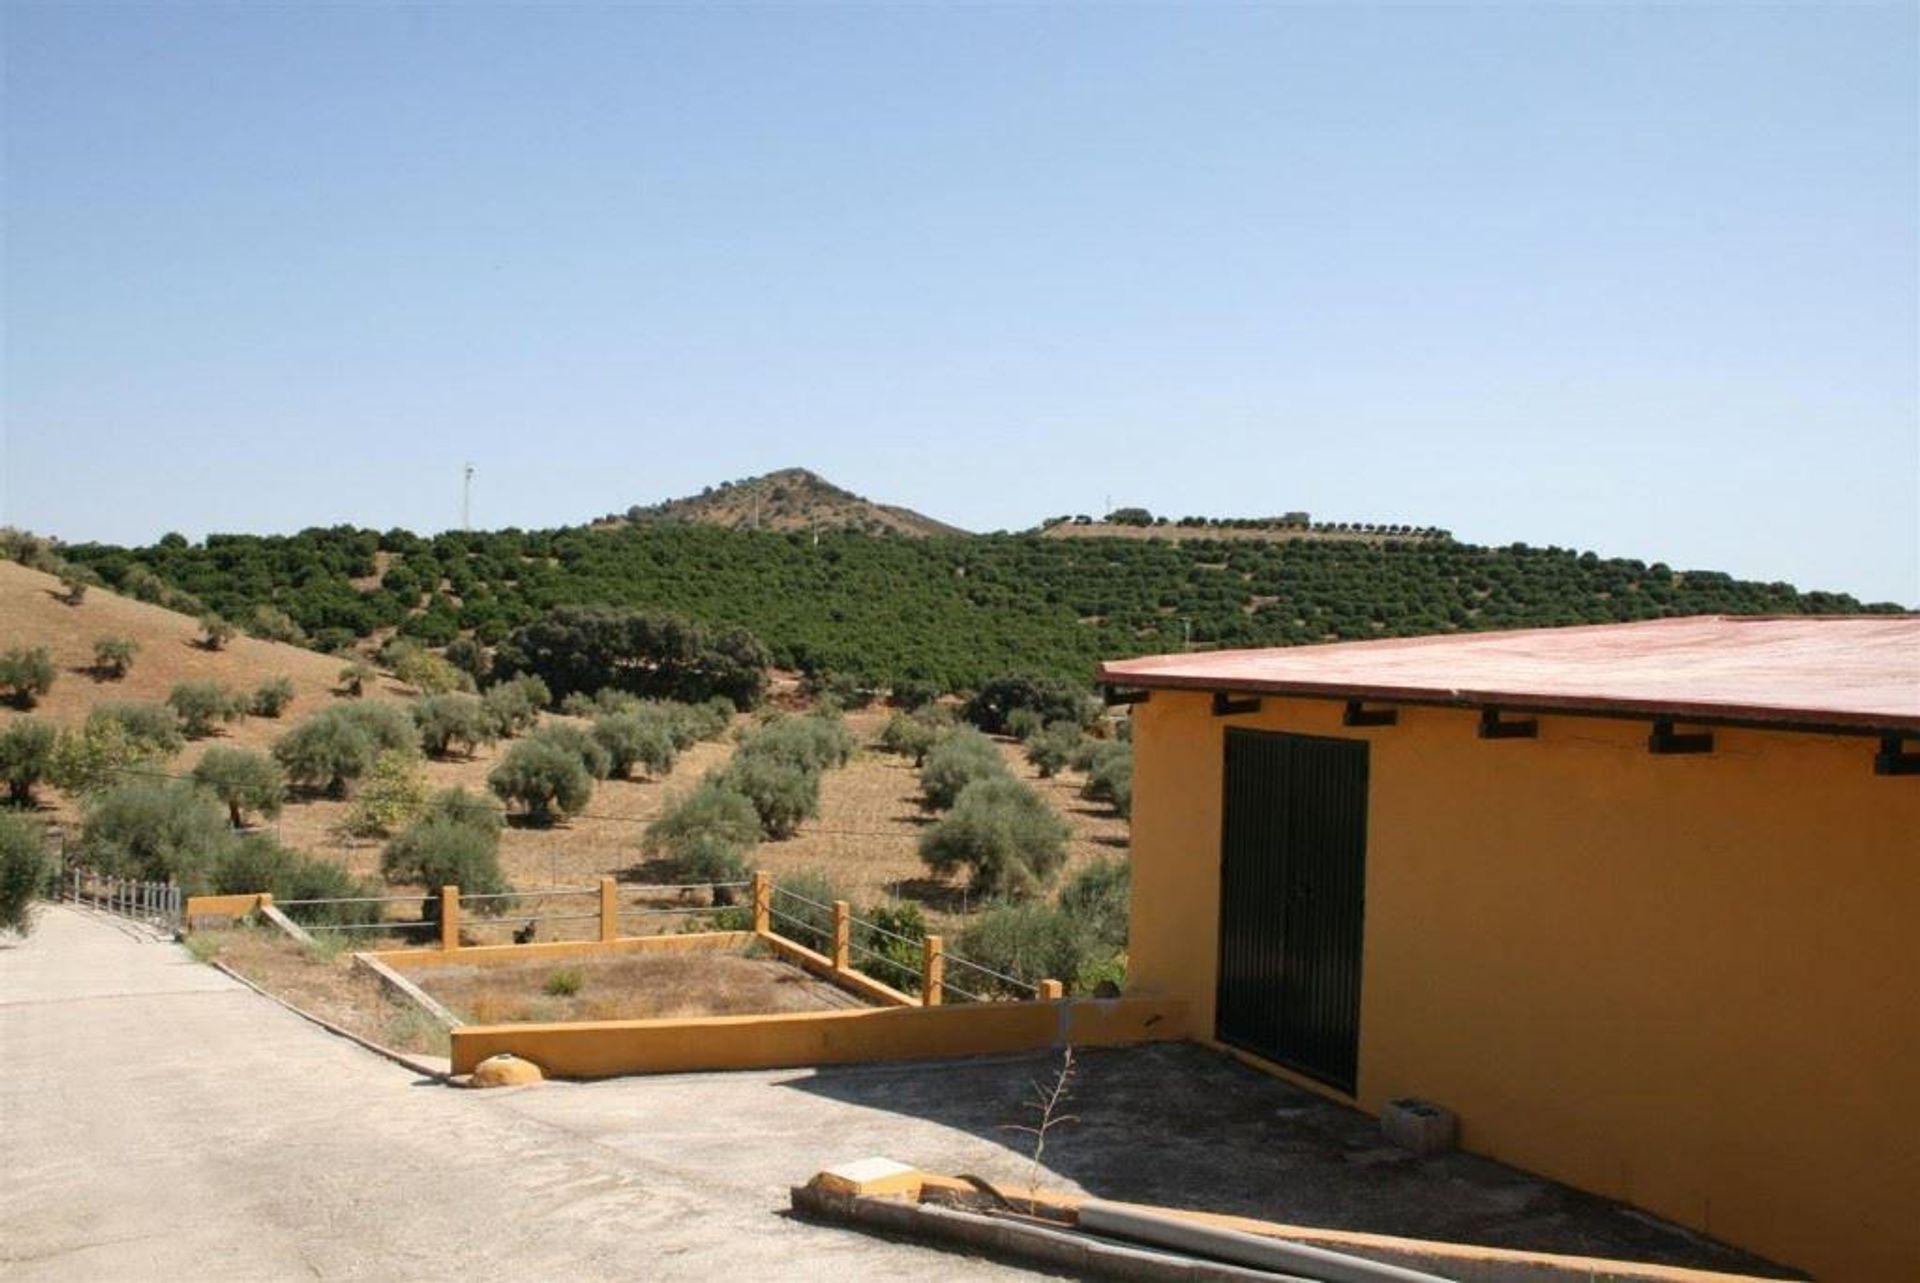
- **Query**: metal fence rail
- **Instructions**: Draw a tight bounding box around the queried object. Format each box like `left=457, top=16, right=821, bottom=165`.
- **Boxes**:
left=67, top=869, right=182, bottom=932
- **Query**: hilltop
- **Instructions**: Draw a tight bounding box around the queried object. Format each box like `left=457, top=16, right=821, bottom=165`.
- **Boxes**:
left=597, top=468, right=968, bottom=538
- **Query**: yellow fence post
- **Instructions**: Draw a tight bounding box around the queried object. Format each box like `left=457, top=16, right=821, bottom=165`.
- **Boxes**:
left=922, top=934, right=945, bottom=1006
left=831, top=900, right=851, bottom=972
left=599, top=876, right=618, bottom=942
left=439, top=885, right=459, bottom=952
left=1038, top=979, right=1064, bottom=1001
left=751, top=871, right=771, bottom=936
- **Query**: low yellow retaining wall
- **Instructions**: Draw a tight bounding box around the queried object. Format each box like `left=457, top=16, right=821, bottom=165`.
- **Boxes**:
left=183, top=892, right=267, bottom=921
left=449, top=995, right=1191, bottom=1077
left=762, top=932, right=919, bottom=1008
left=367, top=930, right=755, bottom=971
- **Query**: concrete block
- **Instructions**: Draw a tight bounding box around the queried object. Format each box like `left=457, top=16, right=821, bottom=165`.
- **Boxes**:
left=1381, top=1098, right=1457, bottom=1156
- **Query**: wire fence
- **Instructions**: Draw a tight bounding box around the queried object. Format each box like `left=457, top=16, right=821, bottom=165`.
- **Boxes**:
left=765, top=879, right=1042, bottom=1003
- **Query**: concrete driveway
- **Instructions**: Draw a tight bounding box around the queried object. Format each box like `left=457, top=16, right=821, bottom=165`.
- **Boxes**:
left=2, top=907, right=1784, bottom=1281
left=1, top=907, right=1047, bottom=1281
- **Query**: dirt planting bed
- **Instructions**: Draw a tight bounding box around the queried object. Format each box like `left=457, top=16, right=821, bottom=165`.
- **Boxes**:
left=409, top=947, right=865, bottom=1025
left=189, top=925, right=450, bottom=1059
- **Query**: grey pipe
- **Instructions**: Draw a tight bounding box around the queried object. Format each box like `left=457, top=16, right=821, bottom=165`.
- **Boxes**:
left=1078, top=1202, right=1456, bottom=1283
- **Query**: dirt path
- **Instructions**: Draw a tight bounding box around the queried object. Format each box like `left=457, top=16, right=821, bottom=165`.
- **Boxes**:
left=0, top=907, right=1044, bottom=1281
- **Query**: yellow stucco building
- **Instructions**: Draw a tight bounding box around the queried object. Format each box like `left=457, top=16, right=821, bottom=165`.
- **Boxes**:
left=1099, top=616, right=1918, bottom=1282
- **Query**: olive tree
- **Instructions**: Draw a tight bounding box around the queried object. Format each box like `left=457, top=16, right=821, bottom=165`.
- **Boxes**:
left=167, top=681, right=245, bottom=739
left=0, top=812, right=51, bottom=934
left=413, top=692, right=494, bottom=759
left=0, top=718, right=57, bottom=807
left=92, top=636, right=139, bottom=679
left=192, top=747, right=288, bottom=828
left=0, top=646, right=56, bottom=710
left=198, top=614, right=237, bottom=651
left=274, top=710, right=378, bottom=797
left=487, top=738, right=592, bottom=824
left=918, top=774, right=1069, bottom=899
left=592, top=712, right=677, bottom=779
left=919, top=728, right=1007, bottom=811
left=642, top=782, right=761, bottom=888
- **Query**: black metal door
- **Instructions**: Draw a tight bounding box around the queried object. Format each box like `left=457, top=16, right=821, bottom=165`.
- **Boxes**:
left=1216, top=728, right=1369, bottom=1093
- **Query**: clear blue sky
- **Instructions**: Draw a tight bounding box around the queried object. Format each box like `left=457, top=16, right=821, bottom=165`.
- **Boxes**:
left=4, top=3, right=1915, bottom=604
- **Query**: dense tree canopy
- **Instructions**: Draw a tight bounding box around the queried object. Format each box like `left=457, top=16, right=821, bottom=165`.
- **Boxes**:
left=52, top=522, right=1902, bottom=694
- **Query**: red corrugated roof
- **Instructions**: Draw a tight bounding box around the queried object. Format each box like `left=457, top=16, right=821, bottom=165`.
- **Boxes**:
left=1098, top=616, right=1920, bottom=732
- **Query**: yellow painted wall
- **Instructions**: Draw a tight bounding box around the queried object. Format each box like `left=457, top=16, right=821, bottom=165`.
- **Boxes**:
left=450, top=995, right=1189, bottom=1077
left=1128, top=691, right=1920, bottom=1282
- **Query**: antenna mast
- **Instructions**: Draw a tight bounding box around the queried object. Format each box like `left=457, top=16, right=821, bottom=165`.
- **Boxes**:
left=462, top=463, right=475, bottom=532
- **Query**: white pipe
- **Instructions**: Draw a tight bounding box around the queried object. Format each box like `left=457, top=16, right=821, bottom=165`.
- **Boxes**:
left=1078, top=1202, right=1455, bottom=1283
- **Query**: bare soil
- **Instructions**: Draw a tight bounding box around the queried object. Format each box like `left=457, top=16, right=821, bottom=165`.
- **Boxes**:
left=191, top=924, right=450, bottom=1058
left=411, top=947, right=862, bottom=1024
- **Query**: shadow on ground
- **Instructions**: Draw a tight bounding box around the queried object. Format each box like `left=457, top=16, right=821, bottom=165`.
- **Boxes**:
left=780, top=1042, right=1794, bottom=1278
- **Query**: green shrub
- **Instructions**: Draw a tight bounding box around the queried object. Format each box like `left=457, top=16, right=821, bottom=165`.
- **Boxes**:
left=331, top=701, right=421, bottom=757
left=1081, top=744, right=1133, bottom=817
left=592, top=711, right=677, bottom=779
left=89, top=701, right=185, bottom=756
left=876, top=712, right=942, bottom=766
left=79, top=780, right=231, bottom=888
left=529, top=722, right=613, bottom=780
left=643, top=782, right=760, bottom=885
left=421, top=786, right=504, bottom=836
left=1069, top=737, right=1129, bottom=776
left=1058, top=857, right=1129, bottom=951
left=0, top=812, right=51, bottom=934
left=854, top=900, right=927, bottom=993
left=199, top=614, right=236, bottom=650
left=92, top=636, right=138, bottom=678
left=919, top=775, right=1069, bottom=898
left=963, top=675, right=1095, bottom=735
left=953, top=901, right=1090, bottom=998
left=167, top=681, right=245, bottom=739
left=414, top=692, right=494, bottom=759
left=388, top=641, right=473, bottom=695
left=337, top=750, right=431, bottom=839
left=1025, top=722, right=1083, bottom=778
left=488, top=738, right=593, bottom=823
left=338, top=660, right=375, bottom=697
left=49, top=719, right=156, bottom=796
left=711, top=755, right=818, bottom=839
left=59, top=574, right=89, bottom=605
left=889, top=679, right=942, bottom=711
left=274, top=710, right=378, bottom=796
left=739, top=714, right=855, bottom=774
left=212, top=835, right=367, bottom=925
left=191, top=747, right=287, bottom=828
left=0, top=718, right=57, bottom=807
left=481, top=675, right=549, bottom=737
left=249, top=676, right=296, bottom=718
left=0, top=646, right=56, bottom=709
left=246, top=604, right=306, bottom=645
left=919, top=728, right=1007, bottom=811
left=1004, top=708, right=1045, bottom=741
left=381, top=814, right=508, bottom=898
left=544, top=968, right=584, bottom=997
left=558, top=691, right=599, bottom=717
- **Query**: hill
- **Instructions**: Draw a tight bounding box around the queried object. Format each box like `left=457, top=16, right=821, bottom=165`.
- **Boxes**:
left=47, top=522, right=1903, bottom=695
left=597, top=468, right=968, bottom=538
left=0, top=558, right=365, bottom=735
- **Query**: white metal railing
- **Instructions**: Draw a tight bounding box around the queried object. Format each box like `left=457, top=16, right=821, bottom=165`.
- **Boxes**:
left=68, top=869, right=182, bottom=931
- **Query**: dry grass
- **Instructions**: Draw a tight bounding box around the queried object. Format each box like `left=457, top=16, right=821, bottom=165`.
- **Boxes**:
left=411, top=947, right=861, bottom=1023
left=190, top=924, right=450, bottom=1058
